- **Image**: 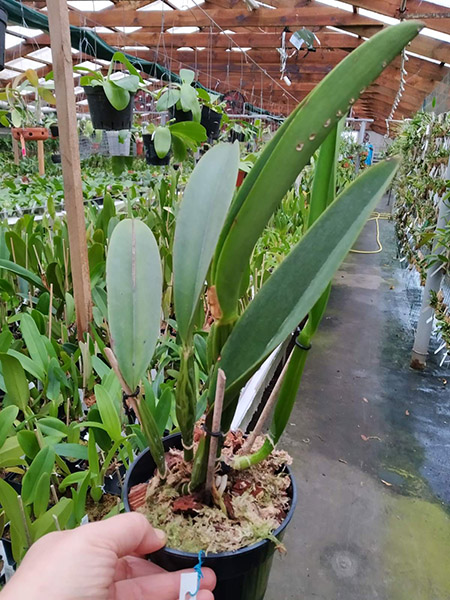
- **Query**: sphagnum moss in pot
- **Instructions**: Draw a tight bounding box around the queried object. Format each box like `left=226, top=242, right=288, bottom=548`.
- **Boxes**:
left=103, top=22, right=422, bottom=600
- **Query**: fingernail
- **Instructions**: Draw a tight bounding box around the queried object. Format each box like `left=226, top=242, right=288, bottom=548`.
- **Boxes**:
left=155, top=528, right=166, bottom=542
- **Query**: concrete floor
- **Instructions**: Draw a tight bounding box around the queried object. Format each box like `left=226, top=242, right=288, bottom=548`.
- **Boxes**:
left=266, top=197, right=450, bottom=600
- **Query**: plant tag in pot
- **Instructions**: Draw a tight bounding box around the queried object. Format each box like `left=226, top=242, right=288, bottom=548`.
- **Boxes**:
left=179, top=572, right=199, bottom=600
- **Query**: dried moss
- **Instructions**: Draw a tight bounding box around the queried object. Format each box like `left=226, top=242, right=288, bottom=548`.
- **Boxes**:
left=136, top=433, right=293, bottom=554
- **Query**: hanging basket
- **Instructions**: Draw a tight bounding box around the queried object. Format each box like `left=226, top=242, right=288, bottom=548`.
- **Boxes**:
left=106, top=130, right=131, bottom=157
left=169, top=105, right=192, bottom=123
left=143, top=134, right=171, bottom=166
left=84, top=86, right=134, bottom=131
left=11, top=127, right=49, bottom=141
left=0, top=7, right=7, bottom=72
left=201, top=106, right=222, bottom=140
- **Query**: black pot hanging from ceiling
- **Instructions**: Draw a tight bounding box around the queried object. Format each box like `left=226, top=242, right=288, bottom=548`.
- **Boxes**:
left=0, top=3, right=8, bottom=72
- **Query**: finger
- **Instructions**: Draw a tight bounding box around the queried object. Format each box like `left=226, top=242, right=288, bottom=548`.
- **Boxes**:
left=75, top=513, right=166, bottom=557
left=114, top=566, right=216, bottom=600
left=197, top=591, right=215, bottom=600
left=115, top=556, right=166, bottom=581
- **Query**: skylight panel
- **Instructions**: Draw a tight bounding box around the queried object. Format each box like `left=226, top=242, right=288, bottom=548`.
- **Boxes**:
left=177, top=46, right=194, bottom=51
left=166, top=26, right=200, bottom=33
left=170, top=0, right=201, bottom=9
left=358, top=8, right=397, bottom=26
left=77, top=60, right=102, bottom=70
left=27, top=47, right=54, bottom=62
left=138, top=1, right=173, bottom=10
left=115, top=27, right=142, bottom=33
left=67, top=1, right=113, bottom=10
left=4, top=34, right=23, bottom=49
left=0, top=69, right=20, bottom=79
left=7, top=26, right=44, bottom=37
left=421, top=27, right=450, bottom=44
left=315, top=0, right=352, bottom=12
left=6, top=57, right=46, bottom=71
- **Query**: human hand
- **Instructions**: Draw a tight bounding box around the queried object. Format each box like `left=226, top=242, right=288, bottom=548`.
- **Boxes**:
left=0, top=513, right=216, bottom=600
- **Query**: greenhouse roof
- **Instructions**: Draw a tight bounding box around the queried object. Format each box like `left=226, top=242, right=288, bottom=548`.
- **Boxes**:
left=2, top=0, right=450, bottom=132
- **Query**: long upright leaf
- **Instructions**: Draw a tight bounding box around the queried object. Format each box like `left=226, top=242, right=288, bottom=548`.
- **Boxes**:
left=212, top=21, right=423, bottom=322
left=0, top=353, right=29, bottom=413
left=220, top=158, right=400, bottom=402
left=106, top=219, right=162, bottom=391
left=174, top=142, right=239, bottom=343
left=0, top=258, right=47, bottom=292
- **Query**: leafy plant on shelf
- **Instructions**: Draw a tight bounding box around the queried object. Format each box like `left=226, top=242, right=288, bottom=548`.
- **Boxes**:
left=73, top=52, right=146, bottom=111
left=0, top=69, right=56, bottom=128
left=103, top=21, right=421, bottom=543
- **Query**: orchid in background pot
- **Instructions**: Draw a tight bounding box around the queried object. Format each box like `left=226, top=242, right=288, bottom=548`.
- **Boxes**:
left=0, top=69, right=55, bottom=151
left=142, top=120, right=206, bottom=165
left=156, top=68, right=202, bottom=123
left=76, top=52, right=146, bottom=130
left=103, top=22, right=421, bottom=600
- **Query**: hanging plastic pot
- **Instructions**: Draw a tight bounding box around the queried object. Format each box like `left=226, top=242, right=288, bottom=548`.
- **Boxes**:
left=84, top=86, right=134, bottom=131
left=229, top=129, right=246, bottom=143
left=106, top=130, right=131, bottom=156
left=201, top=106, right=222, bottom=140
left=169, top=105, right=192, bottom=123
left=0, top=7, right=7, bottom=72
left=51, top=154, right=61, bottom=164
left=123, top=433, right=297, bottom=600
left=11, top=127, right=49, bottom=141
left=142, top=134, right=171, bottom=166
left=50, top=124, right=59, bottom=138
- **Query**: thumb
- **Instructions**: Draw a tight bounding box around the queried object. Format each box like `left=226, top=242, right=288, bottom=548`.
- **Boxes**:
left=76, top=513, right=166, bottom=558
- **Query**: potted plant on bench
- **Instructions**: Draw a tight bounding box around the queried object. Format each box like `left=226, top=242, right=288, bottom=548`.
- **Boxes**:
left=104, top=21, right=422, bottom=600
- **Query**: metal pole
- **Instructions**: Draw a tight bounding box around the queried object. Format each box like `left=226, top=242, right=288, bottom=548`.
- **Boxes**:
left=411, top=159, right=450, bottom=369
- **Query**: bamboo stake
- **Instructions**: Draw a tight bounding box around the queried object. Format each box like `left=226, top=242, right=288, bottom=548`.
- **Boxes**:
left=240, top=349, right=293, bottom=455
left=37, top=140, right=45, bottom=176
left=48, top=283, right=53, bottom=340
left=205, top=369, right=226, bottom=500
left=47, top=0, right=92, bottom=340
left=12, top=136, right=20, bottom=165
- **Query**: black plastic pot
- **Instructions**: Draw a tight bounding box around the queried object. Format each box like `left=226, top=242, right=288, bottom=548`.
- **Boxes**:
left=0, top=7, right=7, bottom=72
left=142, top=134, right=171, bottom=166
left=123, top=433, right=297, bottom=600
left=84, top=86, right=134, bottom=131
left=169, top=105, right=192, bottom=123
left=229, top=130, right=246, bottom=143
left=50, top=124, right=59, bottom=138
left=201, top=106, right=222, bottom=140
left=51, top=153, right=61, bottom=164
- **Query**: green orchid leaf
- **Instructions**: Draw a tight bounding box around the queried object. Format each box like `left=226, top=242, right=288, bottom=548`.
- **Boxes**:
left=0, top=353, right=29, bottom=413
left=174, top=142, right=239, bottom=343
left=103, top=80, right=130, bottom=111
left=212, top=21, right=423, bottom=322
left=22, top=445, right=55, bottom=506
left=154, top=126, right=171, bottom=159
left=0, top=405, right=18, bottom=448
left=220, top=158, right=400, bottom=403
left=106, top=219, right=162, bottom=391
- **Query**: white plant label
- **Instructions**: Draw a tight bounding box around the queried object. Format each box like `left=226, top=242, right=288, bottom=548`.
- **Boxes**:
left=179, top=572, right=199, bottom=600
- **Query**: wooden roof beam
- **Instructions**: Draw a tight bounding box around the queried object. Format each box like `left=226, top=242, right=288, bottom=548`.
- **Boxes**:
left=68, top=6, right=378, bottom=28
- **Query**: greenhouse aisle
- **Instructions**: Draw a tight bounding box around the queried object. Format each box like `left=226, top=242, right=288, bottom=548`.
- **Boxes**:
left=266, top=196, right=450, bottom=600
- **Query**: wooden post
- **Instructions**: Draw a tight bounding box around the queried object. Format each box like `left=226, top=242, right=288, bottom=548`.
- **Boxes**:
left=12, top=136, right=20, bottom=165
left=37, top=140, right=45, bottom=176
left=47, top=0, right=92, bottom=338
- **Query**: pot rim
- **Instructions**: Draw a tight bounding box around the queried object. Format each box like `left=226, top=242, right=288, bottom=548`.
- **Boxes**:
left=123, top=432, right=297, bottom=559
